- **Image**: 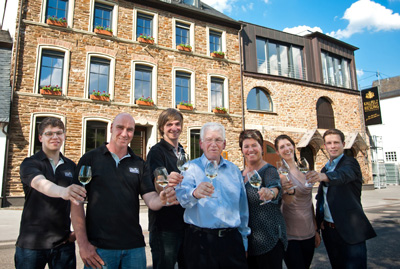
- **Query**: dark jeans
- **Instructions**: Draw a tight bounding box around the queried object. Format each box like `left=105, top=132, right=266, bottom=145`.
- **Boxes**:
left=284, top=237, right=315, bottom=269
left=184, top=226, right=247, bottom=269
left=150, top=229, right=185, bottom=269
left=14, top=242, right=76, bottom=269
left=247, top=240, right=284, bottom=269
left=322, top=226, right=367, bottom=269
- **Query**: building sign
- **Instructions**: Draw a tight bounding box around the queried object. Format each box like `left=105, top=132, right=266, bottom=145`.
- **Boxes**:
left=361, top=86, right=382, bottom=126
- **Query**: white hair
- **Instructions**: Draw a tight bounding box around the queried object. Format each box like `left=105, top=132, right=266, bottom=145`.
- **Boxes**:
left=200, top=122, right=225, bottom=140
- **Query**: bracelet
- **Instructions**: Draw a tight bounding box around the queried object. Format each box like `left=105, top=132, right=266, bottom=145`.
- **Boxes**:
left=269, top=189, right=276, bottom=200
left=287, top=189, right=296, bottom=196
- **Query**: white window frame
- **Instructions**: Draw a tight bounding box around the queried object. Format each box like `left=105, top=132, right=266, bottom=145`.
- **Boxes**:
left=208, top=74, right=228, bottom=112
left=187, top=126, right=202, bottom=159
left=206, top=26, right=226, bottom=55
left=41, top=0, right=75, bottom=26
left=85, top=53, right=115, bottom=99
left=172, top=18, right=195, bottom=51
left=133, top=8, right=158, bottom=43
left=89, top=0, right=118, bottom=36
left=131, top=61, right=158, bottom=104
left=81, top=117, right=111, bottom=155
left=172, top=67, right=195, bottom=109
left=28, top=113, right=66, bottom=156
left=34, top=45, right=70, bottom=95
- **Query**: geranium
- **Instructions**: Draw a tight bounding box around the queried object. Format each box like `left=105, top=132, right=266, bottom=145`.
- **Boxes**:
left=178, top=100, right=193, bottom=107
left=95, top=25, right=113, bottom=32
left=212, top=51, right=225, bottom=56
left=91, top=90, right=101, bottom=96
left=214, top=106, right=227, bottom=112
left=138, top=34, right=154, bottom=41
left=47, top=16, right=67, bottom=23
left=178, top=44, right=192, bottom=49
left=41, top=85, right=62, bottom=92
left=101, top=91, right=110, bottom=98
left=138, top=96, right=154, bottom=103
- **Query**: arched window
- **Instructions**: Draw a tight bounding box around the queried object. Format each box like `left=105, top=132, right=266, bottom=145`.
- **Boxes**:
left=247, top=87, right=272, bottom=112
left=316, top=97, right=335, bottom=129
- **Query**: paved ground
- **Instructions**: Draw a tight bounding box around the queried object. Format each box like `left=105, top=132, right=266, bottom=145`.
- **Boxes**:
left=1, top=185, right=399, bottom=268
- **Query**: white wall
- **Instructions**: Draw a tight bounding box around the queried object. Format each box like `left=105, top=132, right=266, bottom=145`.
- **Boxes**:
left=0, top=0, right=19, bottom=39
left=368, top=95, right=400, bottom=163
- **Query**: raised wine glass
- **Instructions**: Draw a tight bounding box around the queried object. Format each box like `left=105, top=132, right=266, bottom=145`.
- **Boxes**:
left=247, top=170, right=270, bottom=205
left=277, top=160, right=296, bottom=190
left=78, top=165, right=92, bottom=204
left=205, top=160, right=218, bottom=198
left=177, top=151, right=190, bottom=187
left=154, top=167, right=170, bottom=205
left=297, top=157, right=313, bottom=187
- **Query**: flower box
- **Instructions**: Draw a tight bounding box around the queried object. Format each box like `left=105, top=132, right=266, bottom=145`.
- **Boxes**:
left=90, top=95, right=110, bottom=102
left=40, top=89, right=62, bottom=96
left=177, top=45, right=192, bottom=52
left=94, top=28, right=113, bottom=36
left=137, top=37, right=154, bottom=45
left=177, top=104, right=193, bottom=111
left=213, top=108, right=227, bottom=114
left=46, top=19, right=67, bottom=27
left=136, top=100, right=154, bottom=106
left=211, top=52, right=225, bottom=59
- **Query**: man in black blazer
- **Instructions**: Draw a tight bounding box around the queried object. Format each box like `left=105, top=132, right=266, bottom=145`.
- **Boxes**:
left=306, top=129, right=376, bottom=269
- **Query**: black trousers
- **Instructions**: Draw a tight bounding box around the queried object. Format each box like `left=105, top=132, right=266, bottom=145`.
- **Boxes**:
left=184, top=225, right=247, bottom=269
left=247, top=240, right=284, bottom=269
left=284, top=237, right=315, bottom=269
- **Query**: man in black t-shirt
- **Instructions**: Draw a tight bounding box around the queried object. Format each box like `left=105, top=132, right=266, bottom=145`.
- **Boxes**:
left=146, top=108, right=186, bottom=269
left=15, top=117, right=86, bottom=269
left=71, top=113, right=177, bottom=269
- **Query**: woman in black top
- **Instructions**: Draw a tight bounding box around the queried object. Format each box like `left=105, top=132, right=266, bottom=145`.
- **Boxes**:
left=239, top=130, right=288, bottom=269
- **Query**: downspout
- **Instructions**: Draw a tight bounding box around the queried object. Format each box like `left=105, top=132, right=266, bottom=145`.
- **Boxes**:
left=238, top=24, right=245, bottom=168
left=1, top=0, right=24, bottom=207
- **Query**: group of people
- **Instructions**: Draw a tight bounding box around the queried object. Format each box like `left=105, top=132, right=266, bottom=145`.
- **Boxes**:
left=15, top=109, right=376, bottom=269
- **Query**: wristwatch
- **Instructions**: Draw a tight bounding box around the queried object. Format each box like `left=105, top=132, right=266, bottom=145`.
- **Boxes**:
left=269, top=188, right=276, bottom=200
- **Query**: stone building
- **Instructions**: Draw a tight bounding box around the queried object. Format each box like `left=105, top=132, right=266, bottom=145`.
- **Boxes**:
left=240, top=22, right=372, bottom=184
left=4, top=0, right=244, bottom=205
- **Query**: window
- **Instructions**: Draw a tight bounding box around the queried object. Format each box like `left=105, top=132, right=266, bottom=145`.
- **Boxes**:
left=247, top=87, right=272, bottom=112
left=30, top=114, right=64, bottom=155
left=209, top=30, right=222, bottom=53
left=321, top=51, right=352, bottom=89
left=175, top=71, right=191, bottom=105
left=131, top=126, right=147, bottom=160
left=316, top=97, right=335, bottom=129
left=39, top=50, right=64, bottom=91
left=93, top=3, right=113, bottom=31
left=89, top=57, right=110, bottom=97
left=256, top=38, right=305, bottom=79
left=136, top=12, right=153, bottom=39
left=33, top=117, right=47, bottom=154
left=190, top=129, right=203, bottom=159
left=385, top=152, right=397, bottom=162
left=46, top=0, right=68, bottom=20
left=85, top=121, right=107, bottom=152
left=183, top=0, right=196, bottom=6
left=134, top=64, right=153, bottom=101
left=176, top=22, right=190, bottom=46
left=211, top=77, right=224, bottom=109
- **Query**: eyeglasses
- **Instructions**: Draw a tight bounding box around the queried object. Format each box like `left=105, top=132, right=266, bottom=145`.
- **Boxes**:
left=43, top=131, right=64, bottom=137
left=203, top=138, right=224, bottom=144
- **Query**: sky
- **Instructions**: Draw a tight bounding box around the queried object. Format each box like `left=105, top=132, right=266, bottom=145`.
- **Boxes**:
left=202, top=0, right=400, bottom=90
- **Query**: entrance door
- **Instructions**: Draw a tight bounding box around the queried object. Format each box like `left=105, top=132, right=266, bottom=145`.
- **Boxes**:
left=131, top=126, right=147, bottom=160
left=263, top=141, right=280, bottom=168
left=300, top=146, right=315, bottom=171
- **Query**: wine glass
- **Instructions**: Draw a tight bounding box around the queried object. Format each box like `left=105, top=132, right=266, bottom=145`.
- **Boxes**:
left=154, top=167, right=170, bottom=204
left=247, top=170, right=270, bottom=205
left=177, top=151, right=190, bottom=187
left=205, top=160, right=218, bottom=198
left=277, top=160, right=296, bottom=190
left=297, top=157, right=313, bottom=187
left=78, top=165, right=92, bottom=204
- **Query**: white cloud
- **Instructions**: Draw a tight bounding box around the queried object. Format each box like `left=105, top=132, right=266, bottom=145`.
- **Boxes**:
left=264, top=0, right=269, bottom=3
left=329, top=0, right=400, bottom=39
left=201, top=0, right=236, bottom=13
left=283, top=25, right=323, bottom=36
left=357, top=69, right=365, bottom=77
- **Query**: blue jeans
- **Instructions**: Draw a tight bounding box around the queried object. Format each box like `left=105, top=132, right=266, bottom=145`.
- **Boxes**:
left=15, top=242, right=76, bottom=269
left=149, top=230, right=185, bottom=269
left=322, top=226, right=367, bottom=269
left=84, top=247, right=146, bottom=269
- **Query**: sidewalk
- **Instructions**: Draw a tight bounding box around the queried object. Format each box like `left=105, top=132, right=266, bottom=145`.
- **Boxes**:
left=1, top=185, right=399, bottom=266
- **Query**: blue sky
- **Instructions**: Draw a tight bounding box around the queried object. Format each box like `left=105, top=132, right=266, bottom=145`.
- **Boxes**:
left=202, top=0, right=400, bottom=90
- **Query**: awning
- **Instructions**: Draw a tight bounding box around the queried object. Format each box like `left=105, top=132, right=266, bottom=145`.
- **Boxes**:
left=297, top=129, right=324, bottom=151
left=344, top=132, right=368, bottom=154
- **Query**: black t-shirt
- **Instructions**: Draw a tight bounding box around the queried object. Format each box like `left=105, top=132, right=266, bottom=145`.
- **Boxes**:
left=17, top=150, right=76, bottom=249
left=146, top=139, right=186, bottom=232
left=73, top=144, right=155, bottom=249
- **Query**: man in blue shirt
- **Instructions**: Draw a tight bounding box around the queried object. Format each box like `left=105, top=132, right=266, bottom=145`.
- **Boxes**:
left=306, top=129, right=376, bottom=269
left=176, top=122, right=250, bottom=269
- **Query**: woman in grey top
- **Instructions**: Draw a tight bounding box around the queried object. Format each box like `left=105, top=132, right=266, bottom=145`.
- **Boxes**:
left=275, top=135, right=321, bottom=269
left=240, top=130, right=287, bottom=269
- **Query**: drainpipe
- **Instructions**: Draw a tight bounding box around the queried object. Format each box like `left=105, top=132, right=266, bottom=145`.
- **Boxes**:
left=1, top=0, right=24, bottom=207
left=238, top=24, right=245, bottom=168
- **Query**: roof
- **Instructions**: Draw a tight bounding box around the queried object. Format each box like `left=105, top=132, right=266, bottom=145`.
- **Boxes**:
left=0, top=47, right=12, bottom=123
left=372, top=75, right=400, bottom=95
left=0, top=30, right=13, bottom=48
left=304, top=31, right=359, bottom=51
